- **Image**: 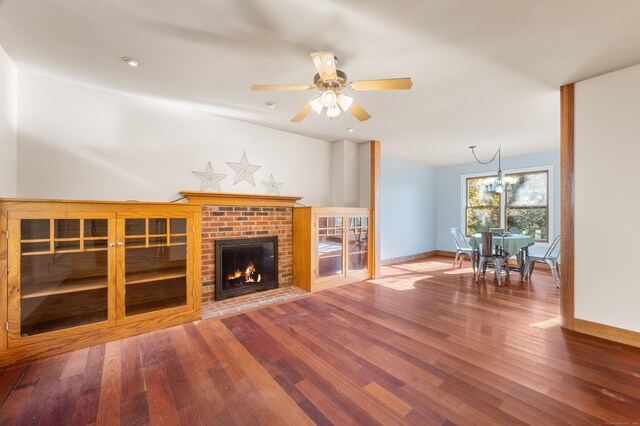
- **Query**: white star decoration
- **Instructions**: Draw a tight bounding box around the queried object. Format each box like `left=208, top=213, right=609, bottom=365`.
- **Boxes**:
left=192, top=162, right=226, bottom=192
left=226, top=151, right=261, bottom=186
left=262, top=174, right=283, bottom=195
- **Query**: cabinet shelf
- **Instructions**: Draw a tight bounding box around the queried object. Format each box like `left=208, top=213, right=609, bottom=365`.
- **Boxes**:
left=126, top=297, right=186, bottom=317
left=124, top=242, right=186, bottom=250
left=21, top=311, right=108, bottom=337
left=21, top=277, right=108, bottom=299
left=21, top=251, right=52, bottom=257
left=126, top=267, right=187, bottom=285
left=318, top=253, right=342, bottom=259
left=21, top=248, right=108, bottom=256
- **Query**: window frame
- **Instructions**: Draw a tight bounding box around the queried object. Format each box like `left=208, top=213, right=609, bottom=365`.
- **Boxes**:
left=460, top=165, right=554, bottom=246
left=504, top=170, right=550, bottom=243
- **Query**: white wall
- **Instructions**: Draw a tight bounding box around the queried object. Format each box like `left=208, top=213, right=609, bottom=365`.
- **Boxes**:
left=343, top=141, right=360, bottom=207
left=330, top=141, right=345, bottom=206
left=16, top=71, right=333, bottom=204
left=0, top=45, right=17, bottom=197
left=330, top=140, right=361, bottom=207
left=358, top=142, right=371, bottom=208
left=574, top=64, right=640, bottom=333
left=381, top=155, right=437, bottom=261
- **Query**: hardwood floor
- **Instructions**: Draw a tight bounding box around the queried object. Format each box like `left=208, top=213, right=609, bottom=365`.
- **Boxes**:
left=1, top=256, right=640, bottom=425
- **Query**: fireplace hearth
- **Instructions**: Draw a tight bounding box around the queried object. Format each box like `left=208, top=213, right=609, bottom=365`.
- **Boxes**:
left=215, top=236, right=278, bottom=300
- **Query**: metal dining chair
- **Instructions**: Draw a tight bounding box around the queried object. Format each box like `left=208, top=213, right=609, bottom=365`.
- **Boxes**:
left=475, top=232, right=510, bottom=286
left=450, top=227, right=477, bottom=274
left=524, top=234, right=561, bottom=287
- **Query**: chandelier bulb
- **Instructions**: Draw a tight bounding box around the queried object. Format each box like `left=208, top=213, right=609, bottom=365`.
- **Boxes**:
left=310, top=96, right=324, bottom=114
left=321, top=90, right=337, bottom=108
left=326, top=105, right=341, bottom=118
left=337, top=93, right=353, bottom=111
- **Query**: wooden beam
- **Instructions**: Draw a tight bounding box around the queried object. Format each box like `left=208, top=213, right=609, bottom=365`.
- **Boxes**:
left=560, top=84, right=575, bottom=331
left=370, top=141, right=381, bottom=279
left=0, top=212, right=7, bottom=351
left=179, top=191, right=302, bottom=207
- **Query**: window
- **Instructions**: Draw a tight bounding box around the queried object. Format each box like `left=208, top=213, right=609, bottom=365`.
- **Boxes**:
left=464, top=169, right=550, bottom=242
left=506, top=171, right=548, bottom=242
left=465, top=176, right=501, bottom=235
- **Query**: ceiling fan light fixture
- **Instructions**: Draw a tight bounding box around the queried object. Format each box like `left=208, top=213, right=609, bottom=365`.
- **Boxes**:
left=322, top=54, right=334, bottom=66
left=337, top=93, right=353, bottom=111
left=251, top=50, right=413, bottom=123
left=310, top=96, right=324, bottom=114
left=326, top=105, right=341, bottom=118
left=321, top=90, right=337, bottom=107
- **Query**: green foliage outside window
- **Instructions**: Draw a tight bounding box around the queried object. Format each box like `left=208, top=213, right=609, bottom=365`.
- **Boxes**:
left=466, top=177, right=500, bottom=235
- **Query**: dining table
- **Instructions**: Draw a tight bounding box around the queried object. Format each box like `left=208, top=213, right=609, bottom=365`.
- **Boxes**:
left=468, top=233, right=535, bottom=280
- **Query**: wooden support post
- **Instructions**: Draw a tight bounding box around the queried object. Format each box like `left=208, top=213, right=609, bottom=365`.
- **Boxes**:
left=560, top=83, right=575, bottom=330
left=370, top=140, right=381, bottom=279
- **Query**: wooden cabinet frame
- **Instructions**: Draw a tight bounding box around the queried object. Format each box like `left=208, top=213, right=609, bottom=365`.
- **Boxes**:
left=293, top=207, right=372, bottom=292
left=115, top=211, right=196, bottom=325
left=0, top=199, right=202, bottom=366
left=7, top=211, right=118, bottom=348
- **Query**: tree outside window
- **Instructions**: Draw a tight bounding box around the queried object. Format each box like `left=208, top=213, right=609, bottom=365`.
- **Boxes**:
left=466, top=177, right=500, bottom=235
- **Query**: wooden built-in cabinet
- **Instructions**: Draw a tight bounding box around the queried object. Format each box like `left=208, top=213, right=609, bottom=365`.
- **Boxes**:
left=293, top=207, right=372, bottom=292
left=0, top=199, right=201, bottom=366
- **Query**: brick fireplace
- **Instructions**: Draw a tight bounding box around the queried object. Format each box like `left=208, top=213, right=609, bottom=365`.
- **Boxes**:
left=180, top=191, right=302, bottom=307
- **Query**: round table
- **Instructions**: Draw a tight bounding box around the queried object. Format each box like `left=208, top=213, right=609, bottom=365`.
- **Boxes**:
left=468, top=233, right=535, bottom=281
left=468, top=233, right=534, bottom=256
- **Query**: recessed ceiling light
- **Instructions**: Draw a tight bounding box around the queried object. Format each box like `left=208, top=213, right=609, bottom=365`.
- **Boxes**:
left=266, top=102, right=276, bottom=109
left=122, top=56, right=139, bottom=67
left=347, top=128, right=354, bottom=133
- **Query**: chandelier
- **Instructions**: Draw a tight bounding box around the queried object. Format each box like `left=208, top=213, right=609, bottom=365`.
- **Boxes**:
left=468, top=145, right=517, bottom=194
left=309, top=89, right=354, bottom=118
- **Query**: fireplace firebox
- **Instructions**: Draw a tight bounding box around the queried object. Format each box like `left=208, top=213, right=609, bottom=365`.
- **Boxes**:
left=215, top=236, right=278, bottom=300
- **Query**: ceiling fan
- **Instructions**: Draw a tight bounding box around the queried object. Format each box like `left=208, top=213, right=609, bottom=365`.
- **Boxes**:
left=251, top=51, right=413, bottom=122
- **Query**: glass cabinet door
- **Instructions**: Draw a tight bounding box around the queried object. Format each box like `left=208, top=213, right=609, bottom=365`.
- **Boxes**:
left=317, top=215, right=344, bottom=278
left=347, top=216, right=369, bottom=272
left=15, top=215, right=113, bottom=337
left=122, top=217, right=189, bottom=317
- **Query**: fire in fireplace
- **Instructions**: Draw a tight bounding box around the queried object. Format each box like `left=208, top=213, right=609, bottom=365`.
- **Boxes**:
left=215, top=236, right=278, bottom=300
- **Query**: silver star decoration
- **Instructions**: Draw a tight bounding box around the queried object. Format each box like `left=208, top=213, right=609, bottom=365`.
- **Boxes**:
left=262, top=174, right=283, bottom=195
left=192, top=162, right=226, bottom=191
left=226, top=151, right=261, bottom=186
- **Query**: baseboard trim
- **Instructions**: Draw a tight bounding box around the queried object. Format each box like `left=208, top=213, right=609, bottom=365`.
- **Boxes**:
left=436, top=250, right=456, bottom=258
left=573, top=318, right=640, bottom=349
left=382, top=250, right=437, bottom=266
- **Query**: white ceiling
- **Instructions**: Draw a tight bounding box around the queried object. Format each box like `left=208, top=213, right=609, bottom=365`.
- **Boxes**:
left=1, top=0, right=640, bottom=165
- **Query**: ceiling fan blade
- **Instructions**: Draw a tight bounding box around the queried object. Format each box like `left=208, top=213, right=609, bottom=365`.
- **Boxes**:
left=310, top=51, right=337, bottom=80
left=349, top=101, right=372, bottom=121
left=251, top=84, right=314, bottom=91
left=290, top=103, right=313, bottom=122
left=349, top=78, right=413, bottom=91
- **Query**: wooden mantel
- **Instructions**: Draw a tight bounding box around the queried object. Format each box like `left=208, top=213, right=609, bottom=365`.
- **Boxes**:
left=180, top=191, right=303, bottom=207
